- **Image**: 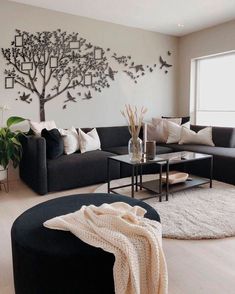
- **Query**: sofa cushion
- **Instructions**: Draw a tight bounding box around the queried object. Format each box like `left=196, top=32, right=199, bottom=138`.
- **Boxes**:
left=79, top=128, right=101, bottom=153
left=41, top=128, right=64, bottom=159
left=191, top=125, right=235, bottom=148
left=96, top=126, right=131, bottom=149
left=47, top=150, right=119, bottom=192
left=104, top=145, right=173, bottom=156
left=59, top=127, right=80, bottom=155
left=30, top=120, right=57, bottom=136
left=179, top=127, right=214, bottom=146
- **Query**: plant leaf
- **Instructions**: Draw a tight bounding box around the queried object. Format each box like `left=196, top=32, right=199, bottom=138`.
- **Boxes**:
left=7, top=116, right=26, bottom=128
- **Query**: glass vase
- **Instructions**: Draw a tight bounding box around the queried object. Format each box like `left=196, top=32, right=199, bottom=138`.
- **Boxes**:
left=128, top=137, right=143, bottom=163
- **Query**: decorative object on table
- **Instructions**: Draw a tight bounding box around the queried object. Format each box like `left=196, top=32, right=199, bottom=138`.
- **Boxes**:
left=145, top=141, right=156, bottom=160
left=0, top=116, right=27, bottom=192
left=162, top=171, right=189, bottom=185
left=2, top=29, right=158, bottom=121
left=121, top=105, right=147, bottom=163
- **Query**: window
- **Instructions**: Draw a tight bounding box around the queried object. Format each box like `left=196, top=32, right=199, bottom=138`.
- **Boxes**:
left=194, top=52, right=235, bottom=127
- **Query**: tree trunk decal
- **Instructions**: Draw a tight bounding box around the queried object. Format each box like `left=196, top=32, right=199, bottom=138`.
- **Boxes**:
left=2, top=29, right=172, bottom=121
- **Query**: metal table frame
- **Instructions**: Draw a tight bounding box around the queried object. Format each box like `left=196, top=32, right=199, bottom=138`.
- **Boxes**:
left=107, top=156, right=169, bottom=202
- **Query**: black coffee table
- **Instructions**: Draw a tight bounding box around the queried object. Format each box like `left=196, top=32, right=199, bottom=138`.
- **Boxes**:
left=107, top=154, right=169, bottom=201
left=141, top=151, right=213, bottom=197
left=107, top=151, right=213, bottom=202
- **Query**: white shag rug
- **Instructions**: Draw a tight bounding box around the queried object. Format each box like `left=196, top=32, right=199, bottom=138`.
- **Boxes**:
left=95, top=175, right=235, bottom=240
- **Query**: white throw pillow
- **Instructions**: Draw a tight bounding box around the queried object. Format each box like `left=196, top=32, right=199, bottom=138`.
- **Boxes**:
left=147, top=121, right=168, bottom=143
left=147, top=118, right=182, bottom=143
left=79, top=128, right=101, bottom=153
left=167, top=121, right=190, bottom=144
left=179, top=127, right=215, bottom=146
left=30, top=120, right=57, bottom=136
left=59, top=127, right=79, bottom=155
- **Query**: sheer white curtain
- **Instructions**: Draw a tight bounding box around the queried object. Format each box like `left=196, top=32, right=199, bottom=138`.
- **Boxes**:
left=195, top=53, right=235, bottom=127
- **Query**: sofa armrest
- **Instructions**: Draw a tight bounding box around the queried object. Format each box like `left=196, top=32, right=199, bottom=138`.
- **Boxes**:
left=19, top=135, right=48, bottom=195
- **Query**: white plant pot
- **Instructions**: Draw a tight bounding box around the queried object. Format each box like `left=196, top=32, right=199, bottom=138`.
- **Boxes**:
left=0, top=165, right=7, bottom=181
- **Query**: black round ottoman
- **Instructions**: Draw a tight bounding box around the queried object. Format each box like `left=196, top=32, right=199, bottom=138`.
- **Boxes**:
left=11, top=193, right=160, bottom=294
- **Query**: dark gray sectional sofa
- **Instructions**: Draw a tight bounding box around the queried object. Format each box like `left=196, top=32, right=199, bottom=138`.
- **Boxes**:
left=19, top=125, right=235, bottom=195
left=162, top=124, right=235, bottom=185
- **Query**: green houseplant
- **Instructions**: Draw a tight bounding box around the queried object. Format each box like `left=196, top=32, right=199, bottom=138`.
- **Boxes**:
left=0, top=116, right=26, bottom=180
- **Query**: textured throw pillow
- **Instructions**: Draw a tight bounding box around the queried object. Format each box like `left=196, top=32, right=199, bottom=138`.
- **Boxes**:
left=30, top=120, right=57, bottom=136
left=179, top=127, right=215, bottom=146
left=167, top=121, right=190, bottom=144
left=59, top=126, right=79, bottom=155
left=148, top=118, right=182, bottom=143
left=79, top=128, right=101, bottom=153
left=41, top=128, right=64, bottom=159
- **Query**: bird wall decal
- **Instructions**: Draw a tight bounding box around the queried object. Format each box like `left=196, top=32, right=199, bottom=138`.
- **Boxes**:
left=82, top=91, right=92, bottom=100
left=159, top=56, right=172, bottom=69
left=64, top=91, right=77, bottom=103
left=19, top=92, right=31, bottom=103
left=129, top=64, right=144, bottom=73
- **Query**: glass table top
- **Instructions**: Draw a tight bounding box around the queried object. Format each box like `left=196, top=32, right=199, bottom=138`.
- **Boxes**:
left=109, top=154, right=167, bottom=165
left=157, top=151, right=212, bottom=163
left=109, top=151, right=212, bottom=166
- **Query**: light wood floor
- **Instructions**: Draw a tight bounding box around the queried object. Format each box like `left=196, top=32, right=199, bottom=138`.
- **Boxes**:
left=0, top=180, right=235, bottom=294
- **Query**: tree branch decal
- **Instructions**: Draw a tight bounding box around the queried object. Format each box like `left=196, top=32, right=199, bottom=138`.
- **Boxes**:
left=2, top=29, right=171, bottom=121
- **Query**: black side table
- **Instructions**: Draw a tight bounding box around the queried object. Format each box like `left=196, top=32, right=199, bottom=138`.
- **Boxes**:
left=107, top=154, right=169, bottom=201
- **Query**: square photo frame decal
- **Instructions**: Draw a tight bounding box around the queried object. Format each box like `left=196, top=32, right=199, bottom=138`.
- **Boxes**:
left=5, top=77, right=14, bottom=89
left=21, top=62, right=33, bottom=71
left=15, top=35, right=23, bottom=47
left=94, top=48, right=103, bottom=60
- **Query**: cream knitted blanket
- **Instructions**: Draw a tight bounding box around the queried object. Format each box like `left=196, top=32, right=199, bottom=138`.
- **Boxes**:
left=44, top=202, right=168, bottom=294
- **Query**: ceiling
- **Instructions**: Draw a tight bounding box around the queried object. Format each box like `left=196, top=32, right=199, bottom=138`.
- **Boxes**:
left=10, top=0, right=235, bottom=36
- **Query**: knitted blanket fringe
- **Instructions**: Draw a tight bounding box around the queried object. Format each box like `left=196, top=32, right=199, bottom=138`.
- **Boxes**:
left=44, top=202, right=168, bottom=294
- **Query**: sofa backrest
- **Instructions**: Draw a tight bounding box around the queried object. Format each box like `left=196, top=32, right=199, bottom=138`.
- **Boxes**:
left=96, top=126, right=131, bottom=149
left=191, top=125, right=235, bottom=148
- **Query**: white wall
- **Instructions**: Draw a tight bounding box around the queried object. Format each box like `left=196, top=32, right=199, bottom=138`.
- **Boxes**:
left=0, top=0, right=179, bottom=129
left=178, top=20, right=235, bottom=117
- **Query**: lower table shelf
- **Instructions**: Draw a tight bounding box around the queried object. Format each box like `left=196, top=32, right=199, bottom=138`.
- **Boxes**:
left=141, top=175, right=211, bottom=194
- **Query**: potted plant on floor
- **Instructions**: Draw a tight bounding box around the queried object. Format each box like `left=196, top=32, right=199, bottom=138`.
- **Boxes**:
left=0, top=116, right=26, bottom=182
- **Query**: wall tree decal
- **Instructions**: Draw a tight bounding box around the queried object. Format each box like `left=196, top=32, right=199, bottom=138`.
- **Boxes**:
left=2, top=29, right=171, bottom=121
left=2, top=29, right=116, bottom=121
